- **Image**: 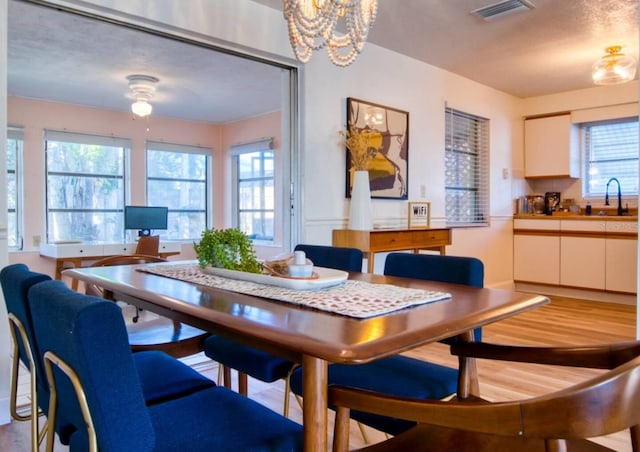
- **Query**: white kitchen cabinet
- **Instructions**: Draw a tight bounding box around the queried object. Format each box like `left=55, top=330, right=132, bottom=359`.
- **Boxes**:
left=559, top=220, right=606, bottom=289
left=514, top=219, right=560, bottom=285
left=606, top=239, right=638, bottom=293
left=514, top=235, right=560, bottom=285
left=514, top=218, right=637, bottom=294
left=605, top=222, right=638, bottom=293
left=524, top=114, right=579, bottom=178
left=560, top=236, right=606, bottom=289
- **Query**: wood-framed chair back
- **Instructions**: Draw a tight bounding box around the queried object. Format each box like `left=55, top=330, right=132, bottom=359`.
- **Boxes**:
left=330, top=341, right=640, bottom=452
left=86, top=254, right=207, bottom=358
left=134, top=235, right=160, bottom=256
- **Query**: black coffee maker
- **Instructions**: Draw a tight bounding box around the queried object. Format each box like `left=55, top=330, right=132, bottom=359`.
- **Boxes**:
left=544, top=192, right=561, bottom=215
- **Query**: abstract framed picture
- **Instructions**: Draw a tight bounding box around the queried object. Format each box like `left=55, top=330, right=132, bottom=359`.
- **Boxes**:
left=408, top=201, right=431, bottom=229
left=345, top=97, right=409, bottom=199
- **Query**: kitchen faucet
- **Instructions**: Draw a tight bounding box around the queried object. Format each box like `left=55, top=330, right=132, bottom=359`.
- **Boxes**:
left=605, top=177, right=628, bottom=216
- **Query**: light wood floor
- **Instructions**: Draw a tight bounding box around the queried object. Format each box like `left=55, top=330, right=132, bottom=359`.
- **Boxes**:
left=0, top=295, right=636, bottom=451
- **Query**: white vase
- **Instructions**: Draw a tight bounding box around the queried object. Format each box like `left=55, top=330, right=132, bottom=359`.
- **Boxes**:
left=348, top=170, right=373, bottom=230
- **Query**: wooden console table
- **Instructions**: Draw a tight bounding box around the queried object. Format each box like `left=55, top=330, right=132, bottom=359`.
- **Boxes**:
left=332, top=228, right=452, bottom=273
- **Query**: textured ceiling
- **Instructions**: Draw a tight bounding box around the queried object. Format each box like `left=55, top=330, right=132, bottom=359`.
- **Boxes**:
left=254, top=0, right=639, bottom=97
left=8, top=0, right=639, bottom=124
left=8, top=0, right=284, bottom=123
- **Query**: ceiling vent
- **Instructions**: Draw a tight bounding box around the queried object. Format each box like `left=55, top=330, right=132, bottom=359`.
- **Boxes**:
left=472, top=0, right=535, bottom=20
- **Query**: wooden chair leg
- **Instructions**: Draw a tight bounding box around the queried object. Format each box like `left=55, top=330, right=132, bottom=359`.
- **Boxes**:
left=333, top=406, right=351, bottom=452
left=357, top=421, right=370, bottom=444
left=630, top=425, right=640, bottom=452
left=238, top=372, right=248, bottom=396
left=223, top=366, right=232, bottom=389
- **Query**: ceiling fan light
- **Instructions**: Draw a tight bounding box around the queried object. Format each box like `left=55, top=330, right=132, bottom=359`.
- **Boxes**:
left=592, top=45, right=637, bottom=85
left=126, top=74, right=159, bottom=117
left=131, top=99, right=153, bottom=117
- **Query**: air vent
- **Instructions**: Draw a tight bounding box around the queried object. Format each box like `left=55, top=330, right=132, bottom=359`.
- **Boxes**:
left=472, top=0, right=535, bottom=20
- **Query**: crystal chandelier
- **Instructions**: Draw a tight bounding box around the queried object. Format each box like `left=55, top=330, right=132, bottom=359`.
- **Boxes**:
left=592, top=45, right=637, bottom=85
left=283, top=0, right=378, bottom=67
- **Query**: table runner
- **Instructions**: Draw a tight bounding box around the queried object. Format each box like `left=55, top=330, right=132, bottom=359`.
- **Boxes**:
left=139, top=263, right=451, bottom=319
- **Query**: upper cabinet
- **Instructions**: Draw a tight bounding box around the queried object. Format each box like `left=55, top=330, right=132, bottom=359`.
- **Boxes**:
left=524, top=114, right=579, bottom=179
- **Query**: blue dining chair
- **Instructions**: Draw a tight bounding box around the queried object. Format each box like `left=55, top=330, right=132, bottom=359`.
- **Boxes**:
left=203, top=244, right=363, bottom=415
left=290, top=252, right=484, bottom=437
left=0, top=264, right=63, bottom=450
left=28, top=279, right=303, bottom=452
left=1, top=263, right=216, bottom=449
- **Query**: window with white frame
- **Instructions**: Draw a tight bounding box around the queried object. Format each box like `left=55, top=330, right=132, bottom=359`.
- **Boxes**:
left=45, top=130, right=127, bottom=243
left=232, top=138, right=274, bottom=242
left=7, top=126, right=23, bottom=249
left=146, top=142, right=210, bottom=241
left=582, top=118, right=639, bottom=198
left=444, top=107, right=490, bottom=226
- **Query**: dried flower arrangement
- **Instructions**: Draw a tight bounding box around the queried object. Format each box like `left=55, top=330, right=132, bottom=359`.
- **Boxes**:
left=341, top=121, right=381, bottom=171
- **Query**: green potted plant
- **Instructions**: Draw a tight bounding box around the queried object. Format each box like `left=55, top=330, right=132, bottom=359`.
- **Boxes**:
left=193, top=228, right=262, bottom=273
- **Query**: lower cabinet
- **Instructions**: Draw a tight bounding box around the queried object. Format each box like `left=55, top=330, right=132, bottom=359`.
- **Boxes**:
left=606, top=238, right=638, bottom=293
left=560, top=237, right=605, bottom=290
left=514, top=219, right=637, bottom=294
left=514, top=235, right=560, bottom=285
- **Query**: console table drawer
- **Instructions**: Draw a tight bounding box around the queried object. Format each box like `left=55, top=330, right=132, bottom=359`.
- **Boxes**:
left=369, top=229, right=450, bottom=250
left=333, top=228, right=452, bottom=273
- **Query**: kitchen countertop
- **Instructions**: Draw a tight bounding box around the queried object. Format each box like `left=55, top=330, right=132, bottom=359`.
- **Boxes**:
left=514, top=213, right=638, bottom=221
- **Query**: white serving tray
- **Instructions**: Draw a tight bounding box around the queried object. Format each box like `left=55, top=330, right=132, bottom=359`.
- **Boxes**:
left=202, top=266, right=348, bottom=290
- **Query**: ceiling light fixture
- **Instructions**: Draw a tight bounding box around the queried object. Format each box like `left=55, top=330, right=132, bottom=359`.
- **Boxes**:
left=592, top=46, right=637, bottom=85
left=283, top=0, right=378, bottom=67
left=127, top=74, right=159, bottom=117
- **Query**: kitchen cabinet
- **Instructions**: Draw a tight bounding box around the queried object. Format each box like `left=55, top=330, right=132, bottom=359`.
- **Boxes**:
left=514, top=217, right=637, bottom=294
left=605, top=221, right=638, bottom=293
left=513, top=219, right=560, bottom=285
left=524, top=114, right=579, bottom=178
left=560, top=221, right=606, bottom=290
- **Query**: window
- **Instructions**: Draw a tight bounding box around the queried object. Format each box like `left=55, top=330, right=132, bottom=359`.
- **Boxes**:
left=445, top=107, right=489, bottom=226
left=232, top=139, right=274, bottom=242
left=146, top=142, right=209, bottom=241
left=582, top=118, right=639, bottom=197
left=45, top=130, right=128, bottom=243
left=7, top=126, right=23, bottom=249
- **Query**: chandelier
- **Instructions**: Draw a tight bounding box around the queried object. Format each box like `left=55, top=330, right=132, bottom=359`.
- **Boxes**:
left=283, top=0, right=378, bottom=67
left=592, top=46, right=637, bottom=85
left=127, top=74, right=159, bottom=117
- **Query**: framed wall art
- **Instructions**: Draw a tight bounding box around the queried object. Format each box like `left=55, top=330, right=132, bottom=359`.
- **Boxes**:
left=345, top=97, right=409, bottom=200
left=408, top=201, right=431, bottom=229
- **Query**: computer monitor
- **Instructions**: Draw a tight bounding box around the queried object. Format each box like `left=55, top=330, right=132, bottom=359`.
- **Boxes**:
left=124, top=206, right=168, bottom=237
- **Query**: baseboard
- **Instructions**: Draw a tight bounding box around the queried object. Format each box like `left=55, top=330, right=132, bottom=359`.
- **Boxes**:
left=515, top=282, right=636, bottom=306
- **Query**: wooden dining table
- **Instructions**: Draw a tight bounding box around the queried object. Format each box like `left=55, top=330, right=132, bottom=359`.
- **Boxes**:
left=64, top=261, right=549, bottom=452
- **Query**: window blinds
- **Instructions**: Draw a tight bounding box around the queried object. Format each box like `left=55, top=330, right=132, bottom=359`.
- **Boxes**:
left=229, top=137, right=274, bottom=155
left=445, top=107, right=490, bottom=226
left=583, top=119, right=639, bottom=196
left=146, top=140, right=212, bottom=155
left=45, top=129, right=131, bottom=148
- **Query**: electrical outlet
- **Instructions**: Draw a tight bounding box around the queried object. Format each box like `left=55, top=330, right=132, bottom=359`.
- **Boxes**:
left=33, top=235, right=41, bottom=247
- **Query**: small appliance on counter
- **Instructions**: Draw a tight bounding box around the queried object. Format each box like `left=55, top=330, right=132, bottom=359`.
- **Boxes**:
left=532, top=195, right=545, bottom=214
left=544, top=192, right=561, bottom=214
